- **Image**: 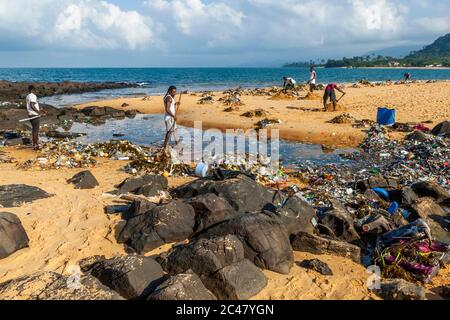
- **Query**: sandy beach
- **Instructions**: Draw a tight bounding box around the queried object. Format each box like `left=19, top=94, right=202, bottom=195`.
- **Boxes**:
left=76, top=81, right=450, bottom=148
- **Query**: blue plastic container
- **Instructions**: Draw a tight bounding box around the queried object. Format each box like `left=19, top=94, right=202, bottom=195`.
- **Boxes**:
left=377, top=108, right=396, bottom=126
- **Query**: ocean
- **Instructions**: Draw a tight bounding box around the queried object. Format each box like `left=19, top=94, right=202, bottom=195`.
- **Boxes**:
left=1, top=67, right=450, bottom=106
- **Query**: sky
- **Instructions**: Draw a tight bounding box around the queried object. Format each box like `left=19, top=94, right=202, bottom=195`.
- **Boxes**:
left=0, top=0, right=449, bottom=67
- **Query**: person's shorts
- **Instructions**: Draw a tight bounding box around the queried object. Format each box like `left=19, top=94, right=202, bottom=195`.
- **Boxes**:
left=165, top=117, right=177, bottom=132
left=323, top=89, right=337, bottom=103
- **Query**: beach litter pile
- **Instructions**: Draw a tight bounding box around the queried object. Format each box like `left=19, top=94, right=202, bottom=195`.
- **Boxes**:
left=197, top=95, right=214, bottom=105
left=255, top=118, right=282, bottom=130
left=219, top=90, right=244, bottom=107
left=241, top=108, right=270, bottom=118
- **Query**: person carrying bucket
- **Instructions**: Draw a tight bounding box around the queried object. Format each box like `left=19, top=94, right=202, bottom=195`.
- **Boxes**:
left=163, top=86, right=181, bottom=150
left=323, top=83, right=346, bottom=112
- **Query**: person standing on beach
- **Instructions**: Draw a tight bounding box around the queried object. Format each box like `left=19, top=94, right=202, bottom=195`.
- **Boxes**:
left=308, top=66, right=317, bottom=92
left=404, top=72, right=412, bottom=81
left=163, top=86, right=180, bottom=150
left=26, top=85, right=43, bottom=149
left=323, top=83, right=346, bottom=112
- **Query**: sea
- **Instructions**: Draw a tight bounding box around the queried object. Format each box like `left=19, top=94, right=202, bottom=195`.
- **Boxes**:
left=0, top=67, right=450, bottom=106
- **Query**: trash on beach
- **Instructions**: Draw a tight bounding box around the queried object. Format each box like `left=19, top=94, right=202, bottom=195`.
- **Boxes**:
left=328, top=113, right=356, bottom=124
left=255, top=118, right=282, bottom=130
left=197, top=96, right=214, bottom=104
left=241, top=109, right=270, bottom=118
left=377, top=107, right=396, bottom=126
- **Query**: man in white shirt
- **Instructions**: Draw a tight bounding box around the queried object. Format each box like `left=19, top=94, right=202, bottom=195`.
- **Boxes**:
left=283, top=77, right=296, bottom=90
left=308, top=66, right=317, bottom=92
left=25, top=85, right=42, bottom=149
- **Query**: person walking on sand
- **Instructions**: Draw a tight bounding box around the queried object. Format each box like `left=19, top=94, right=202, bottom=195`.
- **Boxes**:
left=163, top=86, right=180, bottom=150
left=308, top=66, right=317, bottom=92
left=26, top=85, right=43, bottom=149
left=283, top=76, right=296, bottom=90
left=404, top=72, right=412, bottom=81
left=323, top=83, right=346, bottom=112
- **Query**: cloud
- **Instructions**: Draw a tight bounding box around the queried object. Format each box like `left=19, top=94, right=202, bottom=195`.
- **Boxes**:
left=0, top=0, right=155, bottom=50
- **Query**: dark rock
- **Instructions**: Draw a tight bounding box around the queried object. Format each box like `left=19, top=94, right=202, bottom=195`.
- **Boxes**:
left=376, top=279, right=426, bottom=300
left=411, top=181, right=450, bottom=205
left=81, top=106, right=106, bottom=117
left=159, top=235, right=267, bottom=300
left=439, top=285, right=450, bottom=300
left=291, top=232, right=361, bottom=263
left=356, top=176, right=398, bottom=191
left=115, top=175, right=168, bottom=196
left=406, top=131, right=429, bottom=142
left=276, top=196, right=317, bottom=236
left=0, top=184, right=52, bottom=207
left=319, top=199, right=360, bottom=242
left=431, top=121, right=450, bottom=138
left=80, top=255, right=165, bottom=300
left=148, top=271, right=217, bottom=300
left=0, top=272, right=124, bottom=300
left=410, top=197, right=449, bottom=243
left=117, top=201, right=196, bottom=254
left=125, top=110, right=138, bottom=118
left=128, top=198, right=157, bottom=218
left=187, top=193, right=238, bottom=233
left=4, top=137, right=31, bottom=146
left=46, top=131, right=86, bottom=139
left=401, top=187, right=419, bottom=206
left=0, top=212, right=29, bottom=259
left=67, top=171, right=99, bottom=190
left=299, top=259, right=333, bottom=276
left=172, top=175, right=275, bottom=213
left=198, top=213, right=294, bottom=274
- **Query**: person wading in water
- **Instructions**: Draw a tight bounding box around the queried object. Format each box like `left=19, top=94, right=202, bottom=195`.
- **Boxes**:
left=163, top=86, right=181, bottom=150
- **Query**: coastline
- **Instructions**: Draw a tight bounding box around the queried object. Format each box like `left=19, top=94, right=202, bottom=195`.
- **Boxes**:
left=74, top=81, right=450, bottom=148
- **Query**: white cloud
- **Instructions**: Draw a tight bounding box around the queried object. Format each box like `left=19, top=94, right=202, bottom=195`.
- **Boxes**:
left=0, top=0, right=155, bottom=50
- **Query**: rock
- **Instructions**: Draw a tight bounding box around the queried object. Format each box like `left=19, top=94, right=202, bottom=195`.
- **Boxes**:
left=81, top=106, right=106, bottom=117
left=0, top=212, right=29, bottom=259
left=115, top=174, right=168, bottom=196
left=319, top=199, right=360, bottom=242
left=198, top=213, right=294, bottom=274
left=0, top=272, right=124, bottom=300
left=439, top=285, right=450, bottom=300
left=159, top=235, right=267, bottom=300
left=410, top=197, right=449, bottom=243
left=299, top=259, right=333, bottom=276
left=363, top=189, right=383, bottom=202
left=376, top=279, right=426, bottom=300
left=276, top=196, right=317, bottom=236
left=46, top=131, right=86, bottom=139
left=0, top=184, right=52, bottom=207
left=4, top=137, right=31, bottom=146
left=172, top=175, right=274, bottom=213
left=291, top=232, right=361, bottom=263
left=67, top=171, right=99, bottom=190
left=79, top=255, right=165, bottom=300
left=411, top=181, right=450, bottom=205
left=406, top=131, right=429, bottom=142
left=187, top=193, right=238, bottom=233
left=117, top=201, right=196, bottom=254
left=356, top=176, right=398, bottom=191
left=431, top=121, right=450, bottom=138
left=401, top=187, right=419, bottom=206
left=128, top=198, right=157, bottom=218
left=148, top=271, right=217, bottom=300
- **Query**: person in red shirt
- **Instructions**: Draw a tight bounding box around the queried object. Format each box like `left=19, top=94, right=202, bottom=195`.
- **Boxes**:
left=323, top=83, right=346, bottom=111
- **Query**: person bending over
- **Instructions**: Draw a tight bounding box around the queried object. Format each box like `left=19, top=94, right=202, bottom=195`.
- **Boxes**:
left=283, top=76, right=296, bottom=90
left=323, top=83, right=346, bottom=112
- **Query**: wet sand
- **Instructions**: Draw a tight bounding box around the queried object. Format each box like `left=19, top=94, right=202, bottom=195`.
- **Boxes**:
left=76, top=81, right=450, bottom=148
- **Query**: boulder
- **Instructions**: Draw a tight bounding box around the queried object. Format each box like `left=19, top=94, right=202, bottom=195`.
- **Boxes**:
left=299, top=259, right=333, bottom=276
left=276, top=196, right=317, bottom=236
left=172, top=175, right=275, bottom=213
left=148, top=271, right=217, bottom=301
left=67, top=171, right=99, bottom=190
left=80, top=106, right=106, bottom=117
left=0, top=272, right=124, bottom=300
left=128, top=198, right=157, bottom=218
left=187, top=193, right=238, bottom=233
left=159, top=235, right=267, bottom=300
left=79, top=255, right=165, bottom=300
left=198, top=213, right=294, bottom=274
left=411, top=181, right=450, bottom=205
left=376, top=279, right=426, bottom=300
left=115, top=175, right=168, bottom=196
left=291, top=232, right=361, bottom=263
left=406, top=131, right=429, bottom=142
left=401, top=187, right=419, bottom=206
left=4, top=137, right=31, bottom=146
left=0, top=212, right=29, bottom=259
left=431, top=121, right=450, bottom=138
left=0, top=184, right=52, bottom=207
left=318, top=199, right=360, bottom=242
left=410, top=197, right=449, bottom=243
left=117, top=201, right=196, bottom=254
left=356, top=176, right=398, bottom=191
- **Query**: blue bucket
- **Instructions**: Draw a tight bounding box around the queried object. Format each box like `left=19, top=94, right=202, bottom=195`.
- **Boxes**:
left=377, top=108, right=396, bottom=126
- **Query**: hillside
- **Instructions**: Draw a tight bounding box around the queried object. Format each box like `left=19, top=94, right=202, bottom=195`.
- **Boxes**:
left=403, top=33, right=450, bottom=66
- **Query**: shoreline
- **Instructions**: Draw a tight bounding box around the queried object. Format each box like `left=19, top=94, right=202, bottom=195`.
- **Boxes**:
left=74, top=81, right=450, bottom=148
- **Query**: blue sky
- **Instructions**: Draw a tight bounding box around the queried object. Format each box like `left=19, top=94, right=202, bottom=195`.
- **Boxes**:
left=0, top=0, right=448, bottom=67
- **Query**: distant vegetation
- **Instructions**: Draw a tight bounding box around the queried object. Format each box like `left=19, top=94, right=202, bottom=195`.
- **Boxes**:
left=284, top=33, right=450, bottom=68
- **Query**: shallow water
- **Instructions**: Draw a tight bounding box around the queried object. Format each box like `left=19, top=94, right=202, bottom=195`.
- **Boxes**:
left=68, top=114, right=354, bottom=166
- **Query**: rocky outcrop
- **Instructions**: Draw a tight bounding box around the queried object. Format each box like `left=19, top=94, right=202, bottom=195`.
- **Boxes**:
left=0, top=212, right=29, bottom=259
left=114, top=174, right=168, bottom=197
left=376, top=279, right=426, bottom=300
left=68, top=171, right=99, bottom=190
left=0, top=184, right=52, bottom=207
